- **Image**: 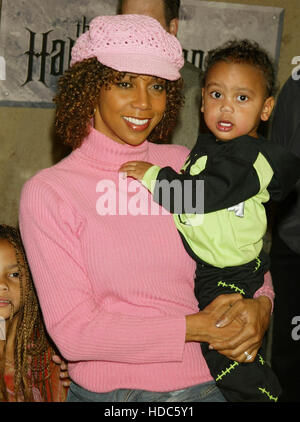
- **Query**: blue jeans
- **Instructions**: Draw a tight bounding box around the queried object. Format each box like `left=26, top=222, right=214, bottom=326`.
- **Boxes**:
left=67, top=380, right=226, bottom=402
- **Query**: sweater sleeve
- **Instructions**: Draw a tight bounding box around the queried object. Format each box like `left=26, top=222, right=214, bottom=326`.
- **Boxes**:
left=255, top=271, right=275, bottom=313
left=19, top=178, right=186, bottom=364
left=142, top=147, right=263, bottom=215
left=143, top=135, right=300, bottom=214
left=259, top=140, right=300, bottom=202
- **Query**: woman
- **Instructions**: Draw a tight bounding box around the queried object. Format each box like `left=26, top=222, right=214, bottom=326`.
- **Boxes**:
left=19, top=14, right=273, bottom=402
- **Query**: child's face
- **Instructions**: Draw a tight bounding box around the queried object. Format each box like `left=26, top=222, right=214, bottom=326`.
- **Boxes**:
left=0, top=239, right=21, bottom=321
left=201, top=61, right=274, bottom=141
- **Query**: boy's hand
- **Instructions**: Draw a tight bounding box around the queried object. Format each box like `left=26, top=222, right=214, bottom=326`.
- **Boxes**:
left=119, top=161, right=153, bottom=180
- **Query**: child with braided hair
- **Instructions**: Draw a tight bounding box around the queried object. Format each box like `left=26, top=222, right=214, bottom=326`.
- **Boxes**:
left=0, top=224, right=68, bottom=402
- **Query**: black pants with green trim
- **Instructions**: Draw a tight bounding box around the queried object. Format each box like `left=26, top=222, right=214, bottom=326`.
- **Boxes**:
left=194, top=251, right=282, bottom=402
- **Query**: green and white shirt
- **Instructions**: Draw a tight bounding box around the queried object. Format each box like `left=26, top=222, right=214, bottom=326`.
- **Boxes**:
left=142, top=134, right=300, bottom=268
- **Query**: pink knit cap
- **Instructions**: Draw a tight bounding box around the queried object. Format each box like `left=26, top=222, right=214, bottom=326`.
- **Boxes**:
left=70, top=14, right=184, bottom=81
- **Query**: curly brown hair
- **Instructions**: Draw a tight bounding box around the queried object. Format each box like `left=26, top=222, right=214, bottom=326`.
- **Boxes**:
left=202, top=39, right=277, bottom=98
left=117, top=0, right=181, bottom=26
left=0, top=225, right=58, bottom=402
left=54, top=58, right=184, bottom=149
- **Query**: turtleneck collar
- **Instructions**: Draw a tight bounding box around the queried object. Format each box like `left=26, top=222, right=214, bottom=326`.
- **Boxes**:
left=75, top=127, right=150, bottom=171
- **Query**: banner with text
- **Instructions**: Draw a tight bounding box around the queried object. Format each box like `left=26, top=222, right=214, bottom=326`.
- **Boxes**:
left=0, top=0, right=284, bottom=107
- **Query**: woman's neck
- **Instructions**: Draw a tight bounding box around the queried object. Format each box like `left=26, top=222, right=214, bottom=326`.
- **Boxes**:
left=76, top=127, right=150, bottom=171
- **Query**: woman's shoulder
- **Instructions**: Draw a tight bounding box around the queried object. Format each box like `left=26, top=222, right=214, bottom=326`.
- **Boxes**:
left=149, top=142, right=190, bottom=155
left=21, top=153, right=74, bottom=194
left=19, top=158, right=77, bottom=218
left=148, top=142, right=190, bottom=169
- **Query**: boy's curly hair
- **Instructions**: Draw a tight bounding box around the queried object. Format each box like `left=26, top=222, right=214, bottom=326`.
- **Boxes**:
left=202, top=39, right=277, bottom=97
left=54, top=58, right=184, bottom=149
left=117, top=1, right=181, bottom=26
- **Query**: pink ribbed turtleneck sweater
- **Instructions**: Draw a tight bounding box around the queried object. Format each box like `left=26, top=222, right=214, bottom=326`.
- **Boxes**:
left=19, top=128, right=274, bottom=393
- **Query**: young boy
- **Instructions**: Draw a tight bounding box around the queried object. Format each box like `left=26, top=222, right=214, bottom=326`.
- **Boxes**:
left=120, top=40, right=300, bottom=402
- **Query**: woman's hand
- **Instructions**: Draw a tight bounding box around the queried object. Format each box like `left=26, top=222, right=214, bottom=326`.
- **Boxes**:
left=210, top=295, right=272, bottom=362
left=186, top=294, right=244, bottom=344
left=185, top=294, right=272, bottom=363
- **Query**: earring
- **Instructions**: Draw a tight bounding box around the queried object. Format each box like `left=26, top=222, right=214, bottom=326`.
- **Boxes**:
left=89, top=108, right=96, bottom=119
left=159, top=113, right=166, bottom=140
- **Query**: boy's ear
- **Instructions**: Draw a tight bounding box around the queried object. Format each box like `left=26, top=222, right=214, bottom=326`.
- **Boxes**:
left=261, top=96, right=275, bottom=121
left=201, top=88, right=205, bottom=113
left=169, top=18, right=179, bottom=36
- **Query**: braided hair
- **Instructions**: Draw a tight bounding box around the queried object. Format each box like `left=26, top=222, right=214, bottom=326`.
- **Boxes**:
left=0, top=225, right=56, bottom=402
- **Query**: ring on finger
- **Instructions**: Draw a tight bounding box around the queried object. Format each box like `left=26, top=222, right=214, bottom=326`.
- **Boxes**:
left=244, top=351, right=252, bottom=361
